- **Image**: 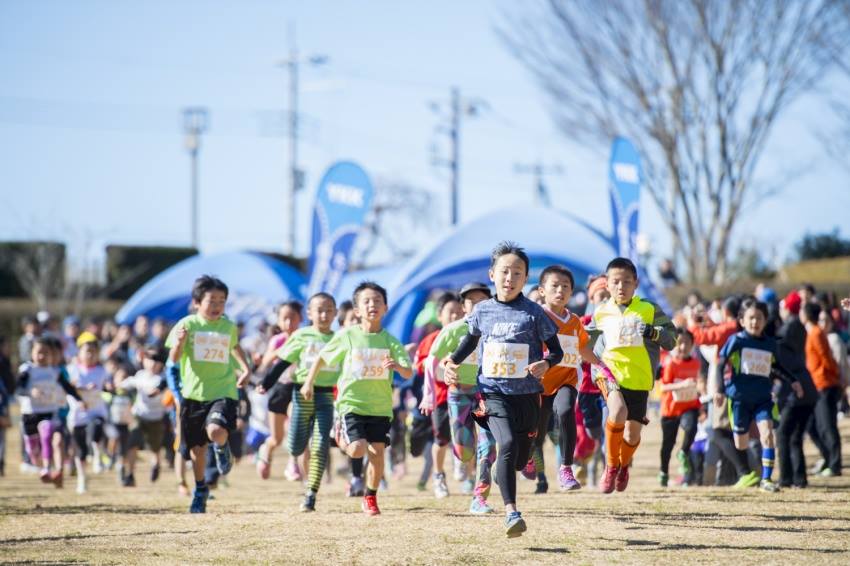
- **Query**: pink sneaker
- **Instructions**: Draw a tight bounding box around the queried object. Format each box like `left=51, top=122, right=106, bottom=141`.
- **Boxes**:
left=520, top=459, right=536, bottom=481
left=559, top=465, right=581, bottom=491
left=615, top=465, right=630, bottom=492
left=600, top=466, right=618, bottom=494
left=284, top=460, right=302, bottom=482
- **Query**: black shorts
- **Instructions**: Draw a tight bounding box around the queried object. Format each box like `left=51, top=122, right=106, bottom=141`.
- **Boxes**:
left=72, top=418, right=105, bottom=459
left=619, top=387, right=649, bottom=423
left=481, top=392, right=540, bottom=435
left=409, top=417, right=433, bottom=457
left=431, top=403, right=451, bottom=446
left=340, top=413, right=391, bottom=445
left=22, top=413, right=54, bottom=436
left=130, top=419, right=165, bottom=452
left=267, top=382, right=294, bottom=415
left=180, top=398, right=237, bottom=450
left=578, top=392, right=603, bottom=431
left=114, top=424, right=131, bottom=458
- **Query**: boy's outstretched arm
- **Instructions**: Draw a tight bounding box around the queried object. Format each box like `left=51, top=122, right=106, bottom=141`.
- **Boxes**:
left=232, top=344, right=251, bottom=387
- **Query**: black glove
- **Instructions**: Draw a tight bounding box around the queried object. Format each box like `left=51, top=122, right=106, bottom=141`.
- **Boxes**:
left=637, top=322, right=660, bottom=343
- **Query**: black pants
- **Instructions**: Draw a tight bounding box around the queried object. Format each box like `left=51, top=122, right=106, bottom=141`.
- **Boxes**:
left=813, top=386, right=842, bottom=474
left=659, top=410, right=698, bottom=477
left=711, top=428, right=749, bottom=485
left=535, top=385, right=578, bottom=467
left=485, top=393, right=540, bottom=506
left=776, top=403, right=813, bottom=487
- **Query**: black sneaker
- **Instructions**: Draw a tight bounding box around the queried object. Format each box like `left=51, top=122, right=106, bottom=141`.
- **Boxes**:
left=123, top=474, right=136, bottom=487
left=190, top=487, right=209, bottom=513
left=150, top=464, right=160, bottom=483
left=300, top=492, right=317, bottom=512
left=534, top=479, right=549, bottom=494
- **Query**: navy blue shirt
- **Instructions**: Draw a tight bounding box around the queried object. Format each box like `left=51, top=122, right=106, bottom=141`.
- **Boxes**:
left=719, top=331, right=780, bottom=402
left=467, top=294, right=559, bottom=395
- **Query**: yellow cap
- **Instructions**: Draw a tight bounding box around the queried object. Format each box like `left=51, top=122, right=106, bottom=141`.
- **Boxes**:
left=76, top=331, right=99, bottom=348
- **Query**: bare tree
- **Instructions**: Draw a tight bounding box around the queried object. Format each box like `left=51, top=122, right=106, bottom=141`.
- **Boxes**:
left=500, top=0, right=850, bottom=282
left=3, top=242, right=65, bottom=310
left=352, top=177, right=437, bottom=268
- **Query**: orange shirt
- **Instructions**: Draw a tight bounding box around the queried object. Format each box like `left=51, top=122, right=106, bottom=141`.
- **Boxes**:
left=541, top=308, right=589, bottom=395
left=660, top=356, right=701, bottom=417
left=805, top=325, right=839, bottom=391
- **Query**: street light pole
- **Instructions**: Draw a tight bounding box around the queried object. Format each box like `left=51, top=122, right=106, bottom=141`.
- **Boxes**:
left=183, top=107, right=208, bottom=250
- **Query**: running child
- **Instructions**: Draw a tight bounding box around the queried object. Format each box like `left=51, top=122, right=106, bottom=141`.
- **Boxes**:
left=259, top=292, right=340, bottom=512
left=67, top=333, right=111, bottom=493
left=166, top=275, right=251, bottom=513
left=528, top=265, right=603, bottom=492
left=714, top=298, right=803, bottom=492
left=658, top=329, right=702, bottom=487
left=588, top=257, right=676, bottom=494
left=444, top=242, right=563, bottom=538
left=424, top=282, right=498, bottom=514
left=302, top=281, right=412, bottom=516
left=16, top=337, right=83, bottom=487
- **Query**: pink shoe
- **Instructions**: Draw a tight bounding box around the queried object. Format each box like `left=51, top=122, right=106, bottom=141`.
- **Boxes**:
left=284, top=460, right=302, bottom=482
left=600, top=466, right=618, bottom=494
left=559, top=465, right=581, bottom=491
left=615, top=465, right=630, bottom=492
left=520, top=459, right=536, bottom=481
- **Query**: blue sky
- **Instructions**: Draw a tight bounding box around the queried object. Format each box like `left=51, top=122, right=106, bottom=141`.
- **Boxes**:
left=1, top=0, right=847, bottom=279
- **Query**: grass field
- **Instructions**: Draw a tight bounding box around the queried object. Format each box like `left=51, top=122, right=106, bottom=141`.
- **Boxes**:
left=1, top=417, right=849, bottom=565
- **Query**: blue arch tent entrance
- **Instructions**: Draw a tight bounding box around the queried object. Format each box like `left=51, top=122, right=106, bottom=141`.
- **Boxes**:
left=115, top=251, right=306, bottom=327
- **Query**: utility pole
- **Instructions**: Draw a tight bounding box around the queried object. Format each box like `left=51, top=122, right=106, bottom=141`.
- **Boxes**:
left=183, top=107, right=209, bottom=250
left=430, top=87, right=486, bottom=227
left=514, top=162, right=563, bottom=207
left=277, top=25, right=327, bottom=257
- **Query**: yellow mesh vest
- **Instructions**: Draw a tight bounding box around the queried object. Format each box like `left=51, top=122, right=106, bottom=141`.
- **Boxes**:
left=593, top=296, right=655, bottom=391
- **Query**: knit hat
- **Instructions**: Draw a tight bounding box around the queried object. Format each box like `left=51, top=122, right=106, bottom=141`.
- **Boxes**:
left=783, top=290, right=802, bottom=315
left=587, top=277, right=608, bottom=301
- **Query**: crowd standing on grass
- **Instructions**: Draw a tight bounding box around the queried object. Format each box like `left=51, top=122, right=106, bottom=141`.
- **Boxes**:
left=1, top=241, right=849, bottom=538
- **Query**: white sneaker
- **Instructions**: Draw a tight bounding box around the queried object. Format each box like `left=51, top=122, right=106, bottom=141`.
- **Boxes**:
left=453, top=459, right=466, bottom=482
left=92, top=459, right=104, bottom=475
left=434, top=473, right=449, bottom=499
left=76, top=476, right=87, bottom=495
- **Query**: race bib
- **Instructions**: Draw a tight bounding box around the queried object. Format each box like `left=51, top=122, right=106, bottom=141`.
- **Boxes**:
left=110, top=396, right=133, bottom=424
left=672, top=382, right=699, bottom=402
left=482, top=342, right=529, bottom=379
left=350, top=348, right=390, bottom=380
left=80, top=388, right=103, bottom=407
left=193, top=331, right=230, bottom=364
left=31, top=383, right=61, bottom=410
left=304, top=341, right=339, bottom=372
left=602, top=315, right=643, bottom=348
left=741, top=348, right=772, bottom=378
left=557, top=335, right=580, bottom=369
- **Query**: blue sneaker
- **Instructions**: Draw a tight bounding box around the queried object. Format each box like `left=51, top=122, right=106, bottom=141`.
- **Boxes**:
left=469, top=496, right=494, bottom=515
left=213, top=442, right=233, bottom=476
left=190, top=487, right=209, bottom=514
left=505, top=511, right=527, bottom=538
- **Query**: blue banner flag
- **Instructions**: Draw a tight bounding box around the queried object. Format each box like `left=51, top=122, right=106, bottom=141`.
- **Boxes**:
left=607, top=137, right=671, bottom=312
left=307, top=161, right=374, bottom=297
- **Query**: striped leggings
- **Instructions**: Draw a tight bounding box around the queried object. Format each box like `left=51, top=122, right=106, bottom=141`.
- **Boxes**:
left=286, top=387, right=335, bottom=493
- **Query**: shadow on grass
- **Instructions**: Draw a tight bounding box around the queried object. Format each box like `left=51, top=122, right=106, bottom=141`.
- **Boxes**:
left=527, top=547, right=569, bottom=554
left=607, top=538, right=845, bottom=554
left=0, top=529, right=198, bottom=546
left=8, top=503, right=174, bottom=516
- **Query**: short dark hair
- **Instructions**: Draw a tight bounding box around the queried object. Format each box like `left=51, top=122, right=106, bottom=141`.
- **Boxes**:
left=436, top=292, right=461, bottom=314
left=677, top=327, right=694, bottom=342
left=33, top=336, right=54, bottom=350
left=192, top=275, right=229, bottom=303
left=308, top=292, right=336, bottom=307
left=738, top=297, right=768, bottom=319
left=722, top=296, right=741, bottom=318
left=144, top=345, right=168, bottom=364
left=353, top=281, right=388, bottom=305
left=539, top=265, right=574, bottom=289
left=801, top=283, right=816, bottom=295
left=337, top=300, right=354, bottom=325
left=803, top=302, right=821, bottom=322
left=606, top=257, right=638, bottom=279
left=490, top=241, right=530, bottom=275
left=278, top=301, right=304, bottom=316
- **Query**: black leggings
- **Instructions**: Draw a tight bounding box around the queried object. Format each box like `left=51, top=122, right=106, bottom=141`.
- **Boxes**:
left=535, top=385, right=578, bottom=467
left=711, top=427, right=750, bottom=479
left=485, top=393, right=540, bottom=506
left=659, top=410, right=697, bottom=475
left=776, top=403, right=813, bottom=487
left=813, top=386, right=842, bottom=473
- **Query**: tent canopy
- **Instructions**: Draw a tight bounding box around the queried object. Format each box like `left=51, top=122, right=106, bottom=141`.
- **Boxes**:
left=115, top=251, right=306, bottom=325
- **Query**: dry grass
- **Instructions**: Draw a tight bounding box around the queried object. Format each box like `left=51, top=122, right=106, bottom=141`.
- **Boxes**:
left=1, top=418, right=849, bottom=565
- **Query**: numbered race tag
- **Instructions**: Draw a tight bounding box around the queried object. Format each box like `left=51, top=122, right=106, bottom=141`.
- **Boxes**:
left=350, top=348, right=390, bottom=380
left=482, top=342, right=529, bottom=379
left=557, top=335, right=580, bottom=369
left=193, top=331, right=231, bottom=364
left=741, top=348, right=772, bottom=378
left=32, top=382, right=61, bottom=411
left=304, top=341, right=339, bottom=372
left=603, top=315, right=643, bottom=348
left=110, top=396, right=133, bottom=424
left=672, top=382, right=699, bottom=402
left=80, top=388, right=103, bottom=407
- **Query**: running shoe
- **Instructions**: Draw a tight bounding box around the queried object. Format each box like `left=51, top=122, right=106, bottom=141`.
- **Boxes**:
left=76, top=475, right=86, bottom=495
left=256, top=444, right=272, bottom=480
left=520, top=459, right=536, bottom=481
left=574, top=461, right=588, bottom=485
left=559, top=465, right=581, bottom=491
left=362, top=494, right=381, bottom=516
left=504, top=511, right=527, bottom=538
left=759, top=478, right=780, bottom=493
left=468, top=496, right=494, bottom=515
left=150, top=464, right=160, bottom=483
left=534, top=478, right=548, bottom=494
left=677, top=449, right=692, bottom=476
left=615, top=465, right=630, bottom=492
left=213, top=442, right=233, bottom=476
left=658, top=471, right=669, bottom=487
left=416, top=479, right=427, bottom=492
left=434, top=472, right=449, bottom=499
left=300, top=491, right=317, bottom=512
left=348, top=476, right=365, bottom=497
left=284, top=459, right=303, bottom=482
left=123, top=473, right=136, bottom=487
left=733, top=471, right=760, bottom=489
left=189, top=487, right=209, bottom=513
left=51, top=469, right=64, bottom=489
left=819, top=468, right=836, bottom=478
left=461, top=477, right=475, bottom=495
left=39, top=468, right=51, bottom=483
left=810, top=458, right=826, bottom=475
left=600, top=466, right=618, bottom=494
left=453, top=458, right=466, bottom=482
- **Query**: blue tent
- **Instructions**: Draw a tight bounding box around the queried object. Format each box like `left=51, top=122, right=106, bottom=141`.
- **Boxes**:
left=380, top=206, right=617, bottom=342
left=115, top=251, right=306, bottom=325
